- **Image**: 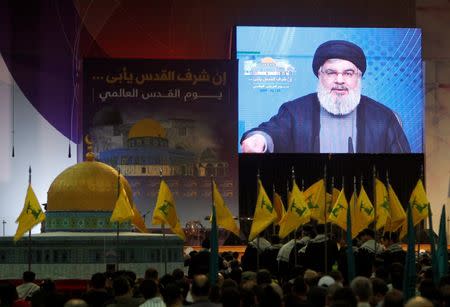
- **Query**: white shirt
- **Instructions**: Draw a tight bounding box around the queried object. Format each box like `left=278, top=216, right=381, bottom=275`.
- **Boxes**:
left=139, top=296, right=166, bottom=307
left=16, top=282, right=40, bottom=299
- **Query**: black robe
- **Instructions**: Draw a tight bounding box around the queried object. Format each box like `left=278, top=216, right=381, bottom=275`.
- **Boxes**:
left=241, top=93, right=411, bottom=153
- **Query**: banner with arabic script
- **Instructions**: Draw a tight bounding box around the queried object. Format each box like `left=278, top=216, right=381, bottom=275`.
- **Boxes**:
left=83, top=59, right=238, bottom=240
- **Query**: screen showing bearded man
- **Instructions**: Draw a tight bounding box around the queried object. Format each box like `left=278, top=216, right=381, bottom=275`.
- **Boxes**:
left=240, top=40, right=411, bottom=154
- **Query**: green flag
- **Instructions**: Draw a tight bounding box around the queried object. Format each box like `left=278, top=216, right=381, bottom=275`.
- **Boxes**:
left=437, top=205, right=448, bottom=281
left=403, top=206, right=416, bottom=301
left=428, top=204, right=439, bottom=285
left=209, top=202, right=219, bottom=285
left=346, top=196, right=355, bottom=283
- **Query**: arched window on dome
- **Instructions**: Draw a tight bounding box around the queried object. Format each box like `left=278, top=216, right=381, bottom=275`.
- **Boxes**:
left=141, top=167, right=146, bottom=174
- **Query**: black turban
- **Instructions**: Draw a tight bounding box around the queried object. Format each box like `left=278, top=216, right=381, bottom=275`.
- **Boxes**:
left=312, top=40, right=366, bottom=77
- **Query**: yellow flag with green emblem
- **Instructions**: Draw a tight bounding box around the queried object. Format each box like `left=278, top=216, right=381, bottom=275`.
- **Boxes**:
left=304, top=179, right=326, bottom=224
left=152, top=180, right=185, bottom=239
left=213, top=181, right=240, bottom=237
left=273, top=191, right=286, bottom=224
left=328, top=188, right=349, bottom=231
left=131, top=203, right=148, bottom=233
left=14, top=185, right=46, bottom=242
left=325, top=188, right=341, bottom=216
left=409, top=179, right=429, bottom=225
left=278, top=181, right=311, bottom=239
left=348, top=191, right=357, bottom=237
left=332, top=188, right=340, bottom=206
left=110, top=187, right=134, bottom=223
left=400, top=179, right=428, bottom=239
left=249, top=179, right=277, bottom=241
left=386, top=183, right=406, bottom=233
left=352, top=186, right=374, bottom=238
left=375, top=179, right=390, bottom=230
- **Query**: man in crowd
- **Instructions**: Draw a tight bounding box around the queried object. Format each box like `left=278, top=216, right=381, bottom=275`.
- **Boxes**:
left=16, top=271, right=40, bottom=300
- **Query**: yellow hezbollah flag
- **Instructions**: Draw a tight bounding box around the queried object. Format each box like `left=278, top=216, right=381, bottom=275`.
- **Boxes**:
left=279, top=181, right=311, bottom=239
left=249, top=179, right=277, bottom=241
left=110, top=187, right=134, bottom=223
left=152, top=180, right=185, bottom=240
left=348, top=191, right=357, bottom=237
left=326, top=192, right=332, bottom=215
left=387, top=183, right=406, bottom=233
left=400, top=179, right=428, bottom=239
left=213, top=181, right=240, bottom=237
left=131, top=203, right=148, bottom=233
left=14, top=185, right=46, bottom=241
left=325, top=188, right=341, bottom=216
left=328, top=188, right=349, bottom=231
left=375, top=179, right=390, bottom=230
left=352, top=186, right=374, bottom=238
left=273, top=191, right=286, bottom=224
left=332, top=188, right=340, bottom=206
left=409, top=179, right=429, bottom=226
left=304, top=179, right=326, bottom=224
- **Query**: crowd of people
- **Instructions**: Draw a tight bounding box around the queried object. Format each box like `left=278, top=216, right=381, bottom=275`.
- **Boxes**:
left=1, top=224, right=449, bottom=306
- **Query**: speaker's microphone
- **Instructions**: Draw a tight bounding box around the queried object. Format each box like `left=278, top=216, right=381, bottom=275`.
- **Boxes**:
left=348, top=136, right=354, bottom=153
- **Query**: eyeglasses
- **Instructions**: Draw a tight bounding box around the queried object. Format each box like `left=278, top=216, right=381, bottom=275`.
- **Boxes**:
left=320, top=69, right=360, bottom=80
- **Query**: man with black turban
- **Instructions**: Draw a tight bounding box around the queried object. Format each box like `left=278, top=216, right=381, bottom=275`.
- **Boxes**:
left=240, top=40, right=411, bottom=153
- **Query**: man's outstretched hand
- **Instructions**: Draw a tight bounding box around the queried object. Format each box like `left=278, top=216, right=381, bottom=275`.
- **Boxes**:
left=241, top=134, right=266, bottom=153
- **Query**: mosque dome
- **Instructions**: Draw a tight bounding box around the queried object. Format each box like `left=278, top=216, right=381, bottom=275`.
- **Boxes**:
left=128, top=119, right=166, bottom=139
left=47, top=136, right=133, bottom=213
left=47, top=161, right=133, bottom=212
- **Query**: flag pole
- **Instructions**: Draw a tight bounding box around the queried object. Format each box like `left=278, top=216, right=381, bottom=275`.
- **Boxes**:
left=210, top=175, right=219, bottom=285
left=160, top=168, right=167, bottom=274
left=116, top=169, right=121, bottom=271
left=272, top=184, right=276, bottom=234
left=28, top=166, right=32, bottom=272
left=372, top=165, right=377, bottom=237
left=292, top=167, right=298, bottom=267
left=346, top=175, right=356, bottom=283
left=294, top=176, right=304, bottom=267
left=386, top=171, right=392, bottom=239
left=341, top=176, right=345, bottom=242
left=256, top=169, right=261, bottom=271
left=324, top=164, right=328, bottom=274
left=427, top=202, right=438, bottom=284
left=330, top=176, right=334, bottom=236
left=418, top=165, right=424, bottom=259
left=353, top=176, right=357, bottom=238
left=287, top=179, right=292, bottom=241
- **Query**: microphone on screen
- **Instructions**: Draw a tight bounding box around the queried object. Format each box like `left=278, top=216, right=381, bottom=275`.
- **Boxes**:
left=348, top=136, right=354, bottom=154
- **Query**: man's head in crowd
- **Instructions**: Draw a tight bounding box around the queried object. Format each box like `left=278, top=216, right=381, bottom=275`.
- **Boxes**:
left=22, top=271, right=36, bottom=283
left=360, top=228, right=375, bottom=243
left=139, top=279, right=159, bottom=300
left=350, top=276, right=372, bottom=303
left=145, top=267, right=159, bottom=281
left=191, top=274, right=210, bottom=301
left=90, top=272, right=107, bottom=289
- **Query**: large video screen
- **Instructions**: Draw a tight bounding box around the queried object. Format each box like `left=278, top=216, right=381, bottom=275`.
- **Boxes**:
left=237, top=27, right=423, bottom=154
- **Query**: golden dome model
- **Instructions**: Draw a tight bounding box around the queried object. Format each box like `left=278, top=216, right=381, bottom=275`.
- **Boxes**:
left=47, top=136, right=133, bottom=212
left=128, top=118, right=166, bottom=139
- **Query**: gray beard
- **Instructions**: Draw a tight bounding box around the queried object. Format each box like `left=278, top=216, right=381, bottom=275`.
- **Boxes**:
left=317, top=81, right=361, bottom=115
